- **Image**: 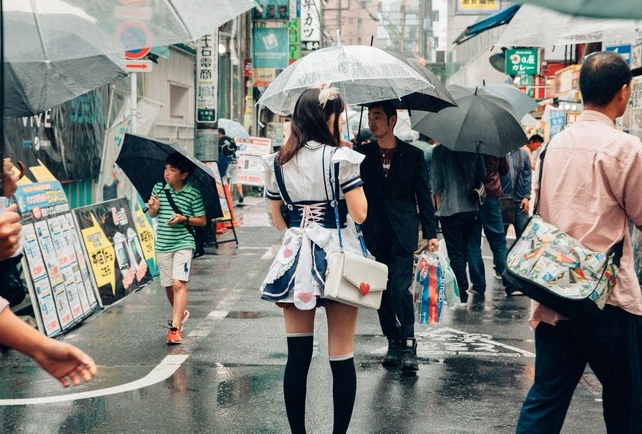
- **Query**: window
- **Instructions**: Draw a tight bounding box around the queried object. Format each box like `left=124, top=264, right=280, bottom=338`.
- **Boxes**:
left=170, top=83, right=189, bottom=119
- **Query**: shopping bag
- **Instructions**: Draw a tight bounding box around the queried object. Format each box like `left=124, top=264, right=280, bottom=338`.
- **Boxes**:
left=414, top=252, right=444, bottom=324
left=437, top=242, right=463, bottom=309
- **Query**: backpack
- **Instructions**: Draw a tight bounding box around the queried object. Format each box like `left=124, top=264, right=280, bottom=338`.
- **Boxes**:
left=455, top=151, right=487, bottom=205
left=162, top=185, right=207, bottom=258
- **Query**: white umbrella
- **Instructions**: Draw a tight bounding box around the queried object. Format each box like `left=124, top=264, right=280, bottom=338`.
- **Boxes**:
left=496, top=4, right=642, bottom=47
left=256, top=45, right=437, bottom=116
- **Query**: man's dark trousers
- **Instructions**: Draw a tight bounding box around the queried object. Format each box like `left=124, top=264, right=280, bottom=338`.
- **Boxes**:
left=373, top=217, right=414, bottom=341
left=516, top=306, right=642, bottom=434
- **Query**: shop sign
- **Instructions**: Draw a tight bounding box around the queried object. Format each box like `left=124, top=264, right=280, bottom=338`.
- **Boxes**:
left=301, top=0, right=321, bottom=51
left=506, top=48, right=539, bottom=76
left=605, top=44, right=632, bottom=65
left=456, top=0, right=501, bottom=14
left=253, top=27, right=289, bottom=68
left=288, top=19, right=302, bottom=64
left=196, top=33, right=219, bottom=123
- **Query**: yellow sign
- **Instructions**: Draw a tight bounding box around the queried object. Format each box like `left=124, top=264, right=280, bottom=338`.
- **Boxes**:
left=456, top=0, right=501, bottom=14
left=81, top=214, right=116, bottom=295
left=134, top=203, right=156, bottom=264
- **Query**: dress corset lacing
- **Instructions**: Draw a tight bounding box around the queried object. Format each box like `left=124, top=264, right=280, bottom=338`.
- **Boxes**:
left=299, top=202, right=327, bottom=228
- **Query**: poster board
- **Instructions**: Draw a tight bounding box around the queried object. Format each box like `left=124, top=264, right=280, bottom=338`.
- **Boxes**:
left=73, top=198, right=152, bottom=306
left=14, top=181, right=99, bottom=337
left=236, top=136, right=272, bottom=186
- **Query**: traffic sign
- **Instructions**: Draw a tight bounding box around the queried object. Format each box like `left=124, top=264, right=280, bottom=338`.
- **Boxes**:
left=125, top=46, right=150, bottom=60
left=125, top=60, right=154, bottom=72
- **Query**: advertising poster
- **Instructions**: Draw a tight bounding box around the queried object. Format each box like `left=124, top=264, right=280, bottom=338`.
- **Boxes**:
left=74, top=198, right=151, bottom=306
left=237, top=137, right=272, bottom=186
left=133, top=199, right=159, bottom=277
left=14, top=181, right=99, bottom=337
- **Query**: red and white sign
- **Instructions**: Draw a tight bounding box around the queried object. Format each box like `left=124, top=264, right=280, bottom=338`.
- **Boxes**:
left=125, top=60, right=153, bottom=72
left=125, top=46, right=150, bottom=60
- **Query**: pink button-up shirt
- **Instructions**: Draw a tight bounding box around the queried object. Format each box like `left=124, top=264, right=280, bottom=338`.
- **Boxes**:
left=530, top=110, right=642, bottom=328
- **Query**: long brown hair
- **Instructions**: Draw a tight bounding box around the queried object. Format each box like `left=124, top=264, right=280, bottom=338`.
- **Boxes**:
left=277, top=87, right=345, bottom=165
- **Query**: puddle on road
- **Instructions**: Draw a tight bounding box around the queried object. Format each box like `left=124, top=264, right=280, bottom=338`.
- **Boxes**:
left=226, top=311, right=268, bottom=319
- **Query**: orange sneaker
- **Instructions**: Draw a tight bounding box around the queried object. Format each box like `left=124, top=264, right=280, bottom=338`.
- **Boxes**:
left=167, top=326, right=182, bottom=345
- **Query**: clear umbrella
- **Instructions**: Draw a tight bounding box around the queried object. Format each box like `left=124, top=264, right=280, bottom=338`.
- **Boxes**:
left=496, top=4, right=642, bottom=47
left=217, top=118, right=249, bottom=140
left=0, top=0, right=256, bottom=191
left=2, top=0, right=256, bottom=62
left=515, top=0, right=642, bottom=20
left=256, top=45, right=438, bottom=116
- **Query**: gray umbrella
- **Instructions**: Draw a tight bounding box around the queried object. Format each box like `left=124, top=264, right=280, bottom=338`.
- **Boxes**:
left=515, top=0, right=642, bottom=20
left=116, top=133, right=223, bottom=220
left=410, top=92, right=528, bottom=157
left=446, top=84, right=537, bottom=119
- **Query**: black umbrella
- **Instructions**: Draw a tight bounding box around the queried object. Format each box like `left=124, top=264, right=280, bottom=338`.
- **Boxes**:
left=384, top=53, right=457, bottom=113
left=116, top=133, right=223, bottom=220
left=410, top=92, right=528, bottom=157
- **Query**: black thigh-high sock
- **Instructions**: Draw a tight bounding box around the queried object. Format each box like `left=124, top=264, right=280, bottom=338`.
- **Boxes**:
left=284, top=335, right=314, bottom=434
left=330, top=357, right=357, bottom=434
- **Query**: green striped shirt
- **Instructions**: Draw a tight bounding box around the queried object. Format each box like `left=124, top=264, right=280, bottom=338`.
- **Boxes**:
left=151, top=182, right=206, bottom=253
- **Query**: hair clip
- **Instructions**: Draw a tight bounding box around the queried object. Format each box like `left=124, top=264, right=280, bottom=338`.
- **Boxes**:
left=318, top=86, right=340, bottom=109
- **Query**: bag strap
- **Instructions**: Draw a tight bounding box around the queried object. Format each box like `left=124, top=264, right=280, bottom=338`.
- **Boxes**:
left=330, top=149, right=368, bottom=257
left=533, top=146, right=624, bottom=265
left=273, top=155, right=295, bottom=209
left=162, top=182, right=197, bottom=241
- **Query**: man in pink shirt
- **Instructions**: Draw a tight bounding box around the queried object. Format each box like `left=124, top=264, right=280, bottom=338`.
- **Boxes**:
left=516, top=51, right=642, bottom=434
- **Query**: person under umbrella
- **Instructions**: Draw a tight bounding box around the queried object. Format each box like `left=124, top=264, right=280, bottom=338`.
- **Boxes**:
left=146, top=153, right=206, bottom=345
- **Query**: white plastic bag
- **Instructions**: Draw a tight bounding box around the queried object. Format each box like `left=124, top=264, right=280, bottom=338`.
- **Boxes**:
left=437, top=241, right=462, bottom=309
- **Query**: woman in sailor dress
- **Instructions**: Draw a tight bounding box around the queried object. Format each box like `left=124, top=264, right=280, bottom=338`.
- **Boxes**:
left=260, top=87, right=367, bottom=434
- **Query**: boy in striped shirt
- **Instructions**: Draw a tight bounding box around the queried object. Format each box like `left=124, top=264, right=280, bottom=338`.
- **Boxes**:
left=147, top=152, right=206, bottom=344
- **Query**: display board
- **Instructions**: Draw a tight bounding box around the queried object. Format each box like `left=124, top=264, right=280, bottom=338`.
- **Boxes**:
left=74, top=198, right=152, bottom=306
left=14, top=181, right=99, bottom=337
left=236, top=136, right=272, bottom=186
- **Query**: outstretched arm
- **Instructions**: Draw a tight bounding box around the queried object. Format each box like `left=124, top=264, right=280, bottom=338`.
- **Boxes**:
left=0, top=306, right=97, bottom=387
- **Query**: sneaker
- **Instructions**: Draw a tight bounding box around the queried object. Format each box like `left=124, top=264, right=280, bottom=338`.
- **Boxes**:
left=167, top=326, right=182, bottom=345
left=494, top=273, right=503, bottom=281
left=382, top=340, right=402, bottom=367
left=467, top=287, right=485, bottom=295
left=507, top=290, right=524, bottom=296
left=238, top=195, right=244, bottom=204
left=400, top=338, right=418, bottom=374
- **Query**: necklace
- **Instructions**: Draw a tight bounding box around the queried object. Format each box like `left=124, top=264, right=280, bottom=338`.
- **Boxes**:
left=379, top=146, right=395, bottom=157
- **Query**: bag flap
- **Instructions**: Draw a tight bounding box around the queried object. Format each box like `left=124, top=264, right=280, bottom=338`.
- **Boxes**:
left=341, top=251, right=388, bottom=292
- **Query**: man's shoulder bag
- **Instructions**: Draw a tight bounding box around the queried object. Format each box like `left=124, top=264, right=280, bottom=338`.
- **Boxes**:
left=502, top=148, right=622, bottom=323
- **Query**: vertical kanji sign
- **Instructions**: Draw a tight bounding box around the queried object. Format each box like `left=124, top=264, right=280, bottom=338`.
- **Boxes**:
left=196, top=33, right=219, bottom=123
left=301, top=0, right=321, bottom=51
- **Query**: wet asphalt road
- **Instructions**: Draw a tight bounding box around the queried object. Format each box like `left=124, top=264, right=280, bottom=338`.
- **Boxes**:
left=0, top=197, right=608, bottom=434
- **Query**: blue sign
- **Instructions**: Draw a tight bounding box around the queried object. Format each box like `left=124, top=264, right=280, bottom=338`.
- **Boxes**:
left=253, top=28, right=289, bottom=68
left=605, top=44, right=632, bottom=65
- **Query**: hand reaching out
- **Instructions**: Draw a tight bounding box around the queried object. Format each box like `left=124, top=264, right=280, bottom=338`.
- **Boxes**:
left=33, top=340, right=97, bottom=387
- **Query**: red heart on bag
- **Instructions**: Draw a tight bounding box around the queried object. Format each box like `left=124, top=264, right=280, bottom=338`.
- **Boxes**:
left=359, top=282, right=370, bottom=296
left=298, top=292, right=313, bottom=303
left=283, top=247, right=293, bottom=258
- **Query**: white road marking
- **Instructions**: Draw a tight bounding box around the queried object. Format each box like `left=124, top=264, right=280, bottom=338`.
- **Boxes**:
left=0, top=355, right=189, bottom=406
left=260, top=245, right=280, bottom=260
left=1, top=290, right=243, bottom=406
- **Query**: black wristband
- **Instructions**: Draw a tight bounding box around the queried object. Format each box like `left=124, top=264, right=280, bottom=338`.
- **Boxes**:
left=186, top=216, right=190, bottom=226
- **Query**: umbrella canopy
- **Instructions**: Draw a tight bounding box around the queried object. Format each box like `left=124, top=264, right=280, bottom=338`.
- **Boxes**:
left=2, top=0, right=256, bottom=63
left=116, top=133, right=223, bottom=220
left=515, top=0, right=642, bottom=20
left=447, top=83, right=537, bottom=119
left=256, top=44, right=438, bottom=116
left=217, top=118, right=249, bottom=140
left=496, top=4, right=641, bottom=47
left=5, top=53, right=126, bottom=118
left=383, top=53, right=456, bottom=113
left=410, top=93, right=528, bottom=157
